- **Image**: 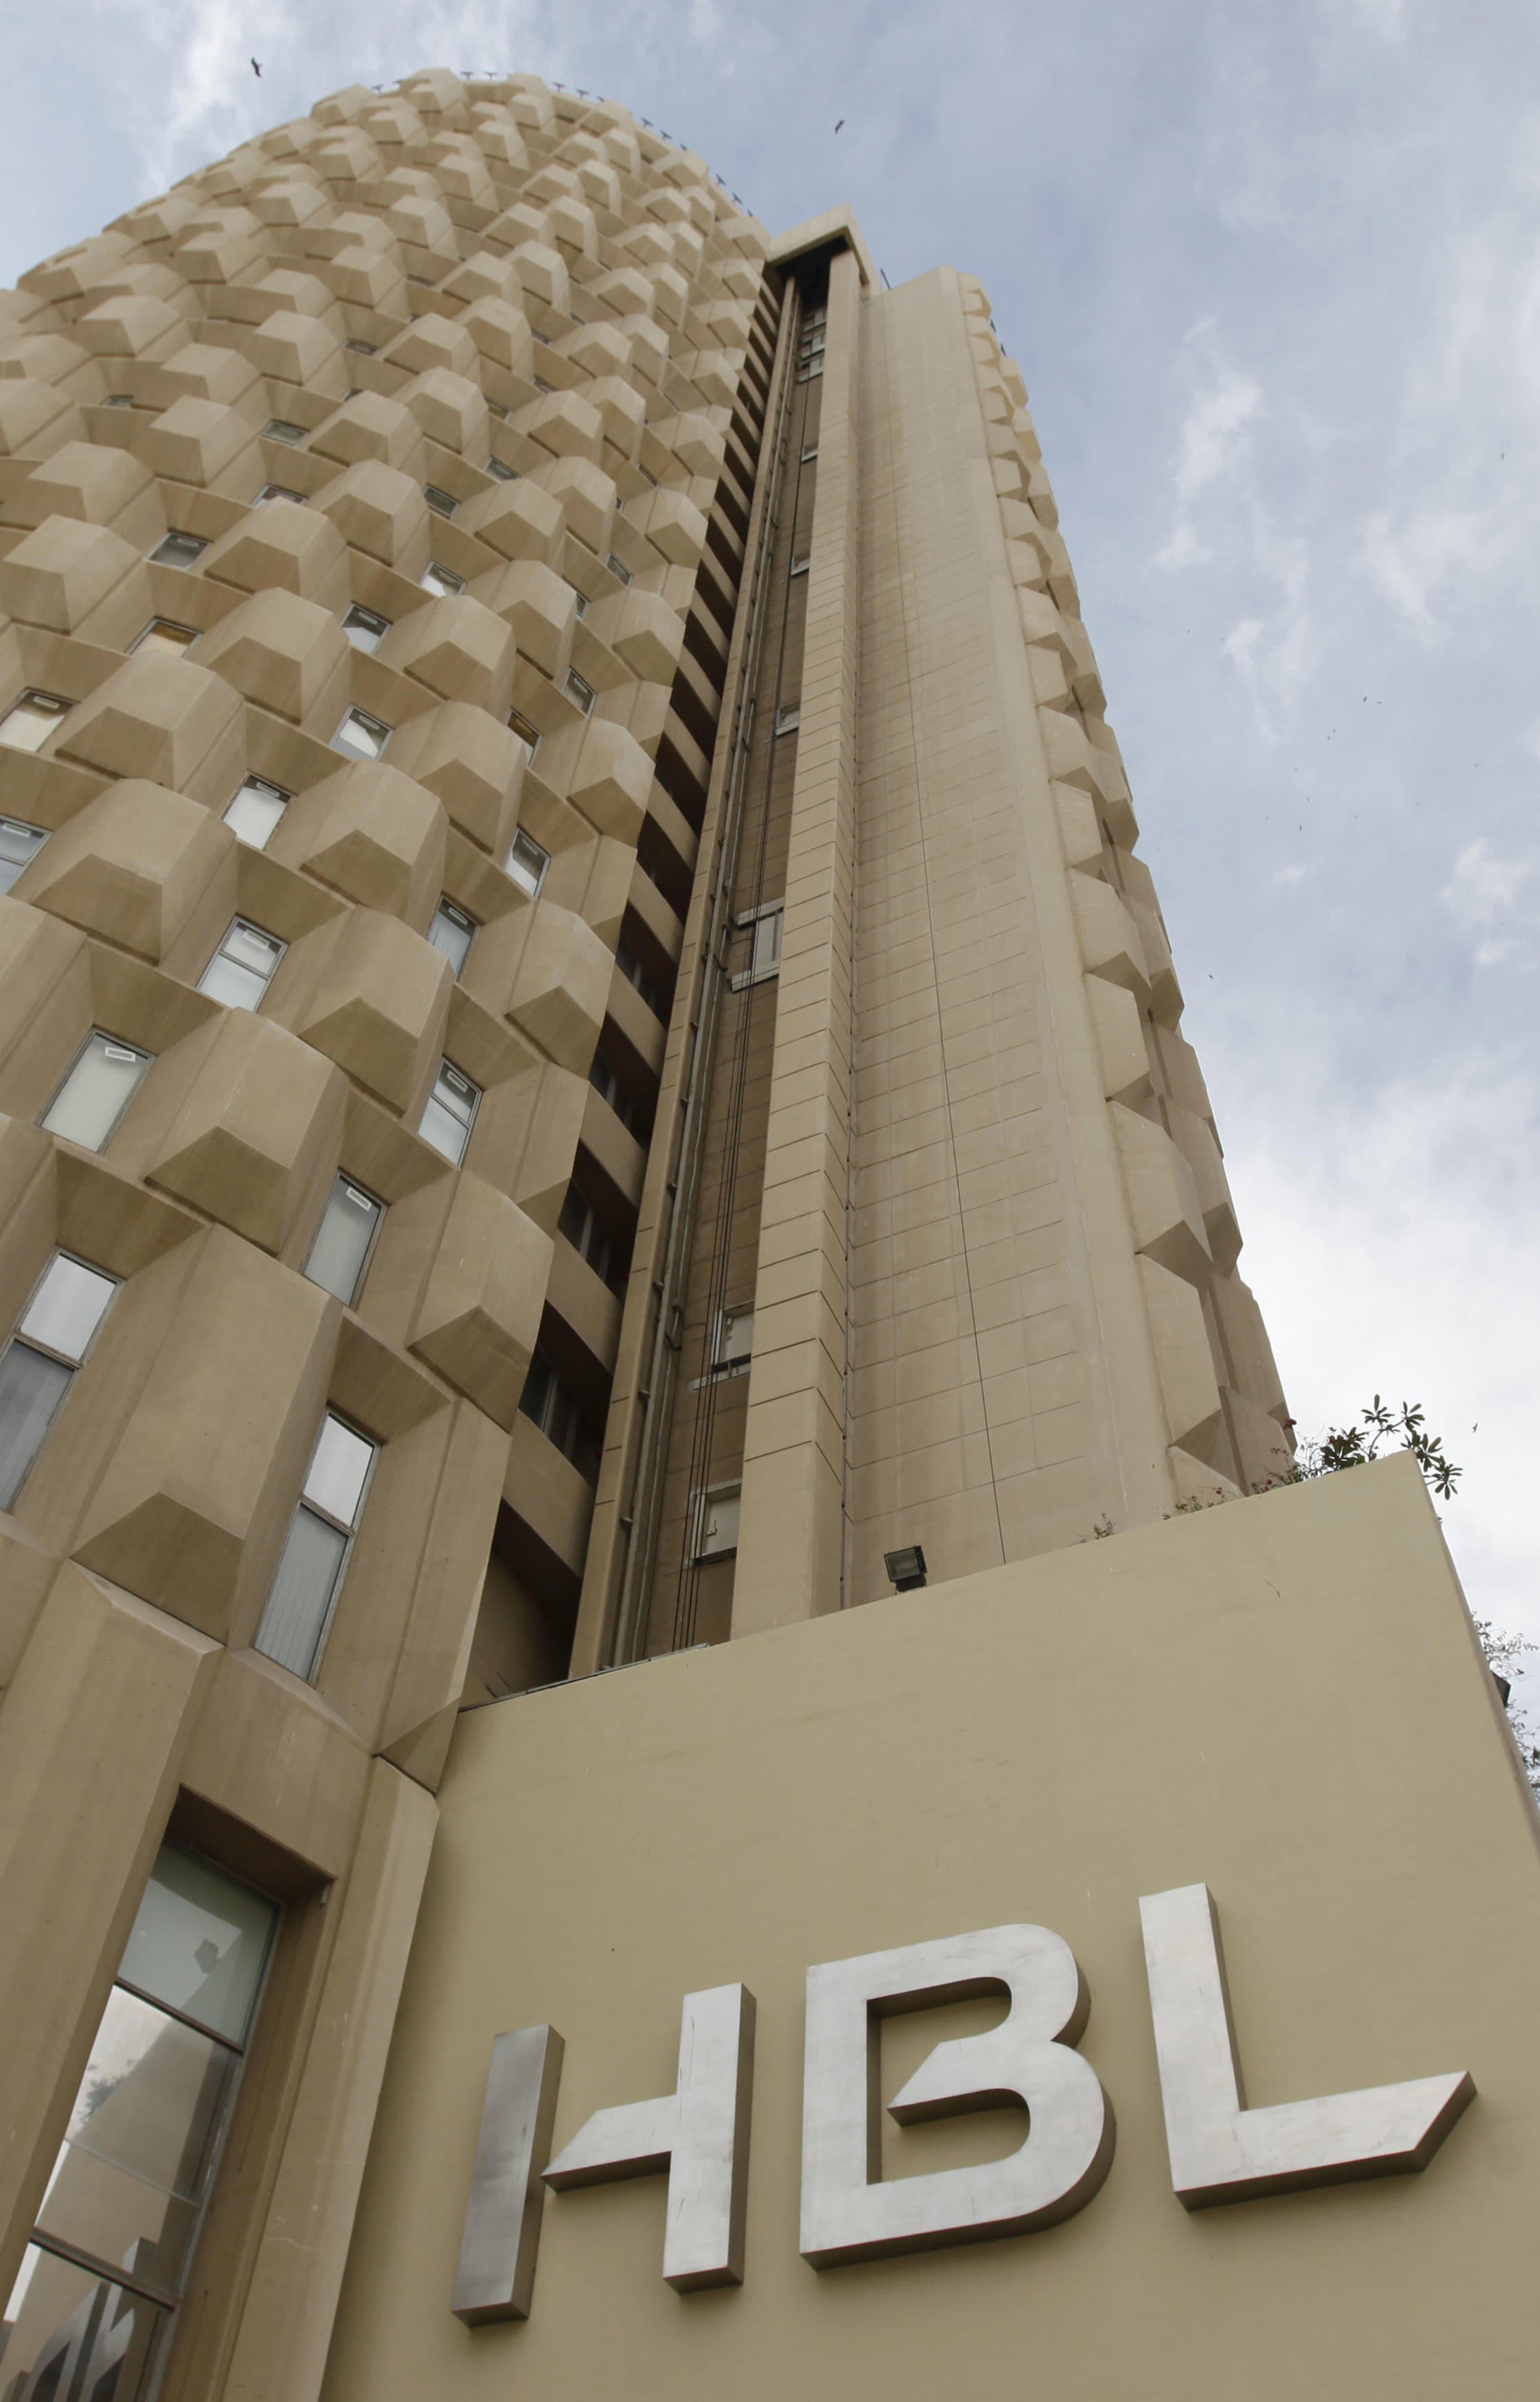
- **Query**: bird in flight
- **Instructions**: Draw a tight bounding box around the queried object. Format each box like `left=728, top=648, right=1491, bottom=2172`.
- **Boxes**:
left=250, top=56, right=262, bottom=75
left=834, top=118, right=844, bottom=132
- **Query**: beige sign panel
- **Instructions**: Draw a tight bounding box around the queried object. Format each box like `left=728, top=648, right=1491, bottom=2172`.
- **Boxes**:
left=323, top=1460, right=1540, bottom=2402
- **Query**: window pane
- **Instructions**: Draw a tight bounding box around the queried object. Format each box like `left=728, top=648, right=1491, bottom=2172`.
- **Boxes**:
left=41, top=1033, right=152, bottom=1152
left=0, top=816, right=47, bottom=891
left=1, top=2245, right=166, bottom=2401
left=421, top=562, right=464, bottom=597
left=254, top=1506, right=348, bottom=1679
left=263, top=418, right=305, bottom=443
left=419, top=1063, right=478, bottom=1165
left=119, top=1847, right=276, bottom=2047
left=222, top=778, right=288, bottom=849
left=199, top=920, right=283, bottom=1010
left=19, top=1255, right=117, bottom=1361
left=0, top=1342, right=73, bottom=1508
left=506, top=830, right=548, bottom=896
left=304, top=1414, right=373, bottom=1527
left=132, top=621, right=196, bottom=657
left=341, top=605, right=389, bottom=652
left=428, top=900, right=474, bottom=977
left=36, top=1987, right=235, bottom=2295
left=304, top=1178, right=381, bottom=1305
left=332, top=708, right=390, bottom=760
left=0, top=692, right=69, bottom=754
left=150, top=532, right=207, bottom=568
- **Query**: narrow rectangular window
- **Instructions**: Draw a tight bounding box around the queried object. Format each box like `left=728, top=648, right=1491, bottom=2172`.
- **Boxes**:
left=712, top=1303, right=754, bottom=1370
left=507, top=709, right=542, bottom=765
left=419, top=1060, right=480, bottom=1165
left=733, top=902, right=783, bottom=989
left=566, top=583, right=589, bottom=620
left=0, top=691, right=70, bottom=754
left=605, top=550, right=633, bottom=585
left=254, top=1412, right=375, bottom=1679
left=1, top=1842, right=277, bottom=2401
left=341, top=603, right=390, bottom=652
left=485, top=455, right=517, bottom=481
left=304, top=1175, right=383, bottom=1305
left=222, top=775, right=288, bottom=849
left=428, top=897, right=476, bottom=978
left=690, top=1482, right=741, bottom=1561
left=790, top=555, right=810, bottom=578
left=774, top=705, right=800, bottom=736
left=263, top=417, right=306, bottom=444
left=41, top=1031, right=152, bottom=1152
left=421, top=561, right=465, bottom=598
left=150, top=532, right=207, bottom=568
left=332, top=707, right=392, bottom=761
left=0, top=815, right=49, bottom=892
left=564, top=668, right=596, bottom=716
left=518, top=1349, right=600, bottom=1480
left=558, top=1182, right=621, bottom=1290
left=0, top=1252, right=117, bottom=1508
left=424, top=484, right=458, bottom=518
left=198, top=919, right=285, bottom=1012
left=506, top=827, right=549, bottom=896
left=130, top=620, right=198, bottom=657
left=256, top=482, right=303, bottom=505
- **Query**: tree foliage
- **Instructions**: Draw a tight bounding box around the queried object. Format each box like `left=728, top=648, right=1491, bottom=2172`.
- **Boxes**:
left=1285, top=1397, right=1462, bottom=1498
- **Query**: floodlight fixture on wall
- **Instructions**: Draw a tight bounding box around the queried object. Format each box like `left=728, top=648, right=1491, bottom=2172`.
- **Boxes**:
left=884, top=1545, right=927, bottom=1593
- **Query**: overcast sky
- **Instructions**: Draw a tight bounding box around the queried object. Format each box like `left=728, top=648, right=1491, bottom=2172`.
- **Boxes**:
left=3, top=0, right=1535, bottom=1678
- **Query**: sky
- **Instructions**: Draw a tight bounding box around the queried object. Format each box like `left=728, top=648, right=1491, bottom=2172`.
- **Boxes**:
left=1, top=0, right=1536, bottom=1682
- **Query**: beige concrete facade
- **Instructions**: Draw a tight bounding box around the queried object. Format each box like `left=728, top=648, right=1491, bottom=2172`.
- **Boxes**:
left=325, top=1457, right=1540, bottom=2401
left=0, top=60, right=1479, bottom=2402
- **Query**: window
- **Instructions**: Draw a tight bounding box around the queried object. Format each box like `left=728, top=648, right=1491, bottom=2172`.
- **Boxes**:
left=104, top=391, right=133, bottom=407
left=419, top=1059, right=480, bottom=1165
left=690, top=1482, right=740, bottom=1561
left=533, top=375, right=555, bottom=395
left=1, top=1843, right=277, bottom=2401
left=150, top=531, right=208, bottom=568
left=0, top=816, right=48, bottom=891
left=130, top=619, right=198, bottom=657
left=564, top=668, right=596, bottom=716
left=256, top=482, right=303, bottom=504
left=263, top=417, right=306, bottom=443
left=333, top=706, right=392, bottom=760
left=41, top=1031, right=152, bottom=1151
left=0, top=1252, right=117, bottom=1508
left=198, top=918, right=285, bottom=1011
left=734, top=901, right=783, bottom=988
left=341, top=603, right=390, bottom=652
left=588, top=1047, right=647, bottom=1140
left=616, top=933, right=666, bottom=1018
left=800, top=445, right=819, bottom=463
left=558, top=1182, right=625, bottom=1292
left=790, top=555, right=810, bottom=577
left=488, top=398, right=509, bottom=419
left=519, top=1349, right=600, bottom=1479
left=421, top=561, right=465, bottom=598
left=345, top=337, right=377, bottom=355
left=254, top=1412, right=375, bottom=1678
left=304, top=1175, right=384, bottom=1306
left=508, top=709, right=542, bottom=765
left=485, top=455, right=517, bottom=480
left=566, top=582, right=589, bottom=620
left=222, top=774, right=289, bottom=850
left=605, top=550, right=633, bottom=585
left=424, top=483, right=458, bottom=518
left=506, top=826, right=549, bottom=896
left=428, top=896, right=476, bottom=977
left=775, top=704, right=801, bottom=735
left=0, top=690, right=70, bottom=754
left=712, top=1303, right=754, bottom=1371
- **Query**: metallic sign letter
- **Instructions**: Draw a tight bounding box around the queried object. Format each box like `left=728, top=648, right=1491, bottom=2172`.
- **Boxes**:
left=800, top=1925, right=1115, bottom=2267
left=453, top=2024, right=565, bottom=2323
left=1139, top=1883, right=1475, bottom=2208
left=544, top=1983, right=756, bottom=2289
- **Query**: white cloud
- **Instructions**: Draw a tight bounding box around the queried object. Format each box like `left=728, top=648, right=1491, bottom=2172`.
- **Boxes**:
left=1174, top=359, right=1263, bottom=503
left=1227, top=1058, right=1540, bottom=1645
left=1440, top=838, right=1537, bottom=966
left=1360, top=504, right=1505, bottom=634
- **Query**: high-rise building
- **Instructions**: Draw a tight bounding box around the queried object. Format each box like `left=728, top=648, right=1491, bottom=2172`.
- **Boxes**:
left=0, top=69, right=1533, bottom=2402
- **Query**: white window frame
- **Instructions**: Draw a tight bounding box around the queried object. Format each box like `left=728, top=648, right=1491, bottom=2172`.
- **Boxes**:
left=732, top=899, right=783, bottom=990
left=40, top=1029, right=153, bottom=1152
left=688, top=1482, right=741, bottom=1563
left=198, top=918, right=287, bottom=1012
